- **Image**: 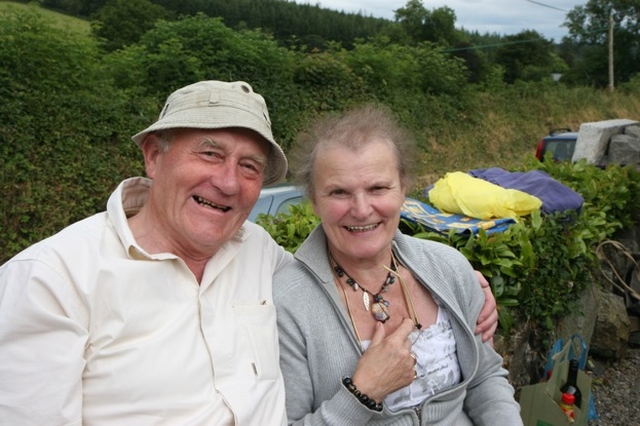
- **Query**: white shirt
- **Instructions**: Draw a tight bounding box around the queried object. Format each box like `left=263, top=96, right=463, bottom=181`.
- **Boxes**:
left=0, top=177, right=292, bottom=426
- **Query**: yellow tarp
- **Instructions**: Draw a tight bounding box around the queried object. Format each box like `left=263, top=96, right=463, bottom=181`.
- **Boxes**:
left=429, top=172, right=542, bottom=220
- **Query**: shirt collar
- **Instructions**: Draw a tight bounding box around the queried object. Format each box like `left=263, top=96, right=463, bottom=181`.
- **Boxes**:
left=107, top=177, right=251, bottom=260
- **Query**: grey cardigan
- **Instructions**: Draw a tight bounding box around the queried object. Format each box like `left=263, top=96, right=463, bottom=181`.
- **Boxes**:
left=273, top=226, right=522, bottom=426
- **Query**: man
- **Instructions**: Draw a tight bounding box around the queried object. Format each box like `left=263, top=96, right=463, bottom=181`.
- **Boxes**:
left=0, top=80, right=497, bottom=425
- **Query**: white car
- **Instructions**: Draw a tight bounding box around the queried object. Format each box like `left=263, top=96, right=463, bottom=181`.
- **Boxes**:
left=248, top=184, right=305, bottom=222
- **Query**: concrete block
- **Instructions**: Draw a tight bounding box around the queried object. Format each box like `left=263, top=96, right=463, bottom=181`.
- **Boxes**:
left=609, top=134, right=640, bottom=165
left=625, top=124, right=640, bottom=139
left=572, top=118, right=638, bottom=164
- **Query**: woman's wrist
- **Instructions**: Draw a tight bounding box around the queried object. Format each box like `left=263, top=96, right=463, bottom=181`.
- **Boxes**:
left=342, top=377, right=383, bottom=412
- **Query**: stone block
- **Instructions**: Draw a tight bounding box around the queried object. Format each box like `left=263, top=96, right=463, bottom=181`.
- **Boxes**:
left=625, top=124, right=640, bottom=139
left=572, top=118, right=638, bottom=164
left=557, top=281, right=598, bottom=346
left=589, top=292, right=630, bottom=361
left=608, top=134, right=640, bottom=165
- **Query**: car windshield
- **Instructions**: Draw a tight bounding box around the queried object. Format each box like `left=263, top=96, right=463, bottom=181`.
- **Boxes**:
left=545, top=140, right=576, bottom=161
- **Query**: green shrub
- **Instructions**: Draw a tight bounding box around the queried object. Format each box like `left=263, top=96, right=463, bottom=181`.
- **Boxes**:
left=256, top=161, right=640, bottom=335
left=0, top=7, right=146, bottom=263
left=255, top=202, right=319, bottom=253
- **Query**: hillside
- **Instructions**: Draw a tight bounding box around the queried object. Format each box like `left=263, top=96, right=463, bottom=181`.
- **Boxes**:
left=0, top=1, right=90, bottom=33
left=1, top=1, right=640, bottom=264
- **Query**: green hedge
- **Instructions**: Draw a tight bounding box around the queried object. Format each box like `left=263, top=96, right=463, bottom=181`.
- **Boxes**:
left=2, top=4, right=640, bottom=289
left=256, top=159, right=640, bottom=333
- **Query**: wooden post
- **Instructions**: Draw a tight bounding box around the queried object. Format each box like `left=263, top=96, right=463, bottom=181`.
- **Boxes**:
left=609, top=13, right=614, bottom=92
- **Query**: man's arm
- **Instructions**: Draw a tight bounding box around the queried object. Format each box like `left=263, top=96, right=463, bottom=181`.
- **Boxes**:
left=0, top=260, right=87, bottom=423
left=474, top=271, right=498, bottom=344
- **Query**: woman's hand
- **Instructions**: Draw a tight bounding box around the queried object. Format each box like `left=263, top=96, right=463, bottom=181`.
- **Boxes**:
left=350, top=318, right=416, bottom=402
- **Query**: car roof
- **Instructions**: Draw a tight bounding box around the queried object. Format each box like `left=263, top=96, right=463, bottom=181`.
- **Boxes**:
left=545, top=131, right=578, bottom=140
left=248, top=183, right=305, bottom=222
left=259, top=183, right=301, bottom=194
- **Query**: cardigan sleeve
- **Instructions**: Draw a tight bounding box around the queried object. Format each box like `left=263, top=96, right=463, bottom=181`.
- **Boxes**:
left=444, top=248, right=523, bottom=426
left=403, top=236, right=522, bottom=425
left=274, top=266, right=379, bottom=426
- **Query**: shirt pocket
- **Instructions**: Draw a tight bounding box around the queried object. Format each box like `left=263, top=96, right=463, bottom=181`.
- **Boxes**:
left=232, top=300, right=280, bottom=381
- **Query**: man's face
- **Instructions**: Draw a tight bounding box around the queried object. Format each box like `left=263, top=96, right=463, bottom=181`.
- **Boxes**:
left=142, top=127, right=269, bottom=257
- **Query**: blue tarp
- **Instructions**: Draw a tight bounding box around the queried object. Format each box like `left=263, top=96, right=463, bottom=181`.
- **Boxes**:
left=400, top=198, right=516, bottom=235
left=408, top=167, right=583, bottom=234
left=468, top=168, right=584, bottom=215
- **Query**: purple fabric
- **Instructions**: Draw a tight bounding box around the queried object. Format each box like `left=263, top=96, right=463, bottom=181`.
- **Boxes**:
left=468, top=167, right=583, bottom=215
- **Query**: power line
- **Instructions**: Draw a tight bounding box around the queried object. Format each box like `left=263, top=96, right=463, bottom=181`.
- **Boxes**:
left=442, top=39, right=545, bottom=53
left=524, top=0, right=570, bottom=13
left=440, top=27, right=607, bottom=53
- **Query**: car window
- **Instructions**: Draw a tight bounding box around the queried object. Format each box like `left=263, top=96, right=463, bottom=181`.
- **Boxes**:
left=546, top=140, right=576, bottom=161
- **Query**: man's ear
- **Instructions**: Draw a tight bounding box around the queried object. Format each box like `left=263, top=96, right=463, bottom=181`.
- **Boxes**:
left=141, top=134, right=163, bottom=179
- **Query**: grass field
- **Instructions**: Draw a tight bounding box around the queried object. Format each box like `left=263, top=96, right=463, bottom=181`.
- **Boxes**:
left=0, top=1, right=90, bottom=33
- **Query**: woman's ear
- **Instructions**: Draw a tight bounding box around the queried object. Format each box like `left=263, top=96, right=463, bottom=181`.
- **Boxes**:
left=309, top=193, right=321, bottom=217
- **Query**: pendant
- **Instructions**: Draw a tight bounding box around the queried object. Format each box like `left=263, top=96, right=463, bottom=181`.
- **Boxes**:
left=372, top=302, right=390, bottom=322
left=363, top=292, right=370, bottom=311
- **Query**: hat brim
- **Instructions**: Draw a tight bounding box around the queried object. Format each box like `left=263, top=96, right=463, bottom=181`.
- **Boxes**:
left=132, top=107, right=287, bottom=186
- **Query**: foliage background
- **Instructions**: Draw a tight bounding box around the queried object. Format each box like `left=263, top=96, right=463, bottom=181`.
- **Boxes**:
left=1, top=2, right=639, bottom=339
left=256, top=159, right=640, bottom=338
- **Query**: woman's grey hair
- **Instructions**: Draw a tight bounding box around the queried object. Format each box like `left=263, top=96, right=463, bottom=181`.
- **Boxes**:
left=290, top=103, right=418, bottom=200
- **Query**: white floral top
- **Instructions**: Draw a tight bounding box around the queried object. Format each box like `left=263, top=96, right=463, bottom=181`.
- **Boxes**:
left=362, top=307, right=461, bottom=411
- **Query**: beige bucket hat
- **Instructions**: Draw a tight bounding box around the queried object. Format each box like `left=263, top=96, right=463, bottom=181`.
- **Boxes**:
left=132, top=80, right=288, bottom=186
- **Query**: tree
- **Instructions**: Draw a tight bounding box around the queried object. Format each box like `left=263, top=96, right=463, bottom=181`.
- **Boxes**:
left=563, top=0, right=640, bottom=86
left=40, top=0, right=108, bottom=17
left=494, top=30, right=564, bottom=83
left=91, top=0, right=173, bottom=52
left=394, top=0, right=459, bottom=46
left=152, top=0, right=390, bottom=49
left=394, top=0, right=429, bottom=43
left=425, top=5, right=458, bottom=45
left=107, top=13, right=304, bottom=150
left=447, top=42, right=490, bottom=84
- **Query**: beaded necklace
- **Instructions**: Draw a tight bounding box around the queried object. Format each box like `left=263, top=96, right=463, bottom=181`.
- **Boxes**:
left=329, top=251, right=397, bottom=323
left=330, top=250, right=423, bottom=352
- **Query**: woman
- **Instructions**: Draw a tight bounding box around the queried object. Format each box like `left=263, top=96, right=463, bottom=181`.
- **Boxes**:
left=273, top=105, right=522, bottom=425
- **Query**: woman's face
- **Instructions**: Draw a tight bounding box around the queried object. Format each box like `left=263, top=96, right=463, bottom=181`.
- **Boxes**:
left=311, top=138, right=406, bottom=264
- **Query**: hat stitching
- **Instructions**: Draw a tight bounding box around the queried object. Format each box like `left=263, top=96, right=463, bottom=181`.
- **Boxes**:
left=160, top=90, right=271, bottom=126
left=132, top=81, right=287, bottom=186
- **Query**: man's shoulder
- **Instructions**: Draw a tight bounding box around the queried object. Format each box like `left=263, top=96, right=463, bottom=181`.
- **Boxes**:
left=6, top=212, right=110, bottom=264
left=239, top=220, right=280, bottom=248
left=237, top=220, right=292, bottom=265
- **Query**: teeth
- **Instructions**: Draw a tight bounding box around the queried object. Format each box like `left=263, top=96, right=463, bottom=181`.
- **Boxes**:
left=345, top=224, right=378, bottom=232
left=194, top=196, right=230, bottom=212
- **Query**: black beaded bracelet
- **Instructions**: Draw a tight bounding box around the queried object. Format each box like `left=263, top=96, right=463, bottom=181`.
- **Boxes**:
left=342, top=376, right=383, bottom=412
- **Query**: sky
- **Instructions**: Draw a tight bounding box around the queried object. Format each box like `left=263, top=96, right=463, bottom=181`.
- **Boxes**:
left=293, top=0, right=587, bottom=41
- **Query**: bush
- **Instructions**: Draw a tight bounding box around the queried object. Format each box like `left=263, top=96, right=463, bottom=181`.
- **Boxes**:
left=256, top=160, right=640, bottom=335
left=0, top=8, right=146, bottom=263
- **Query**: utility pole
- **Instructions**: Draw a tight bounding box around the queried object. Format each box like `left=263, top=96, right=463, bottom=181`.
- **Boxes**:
left=609, top=13, right=614, bottom=92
